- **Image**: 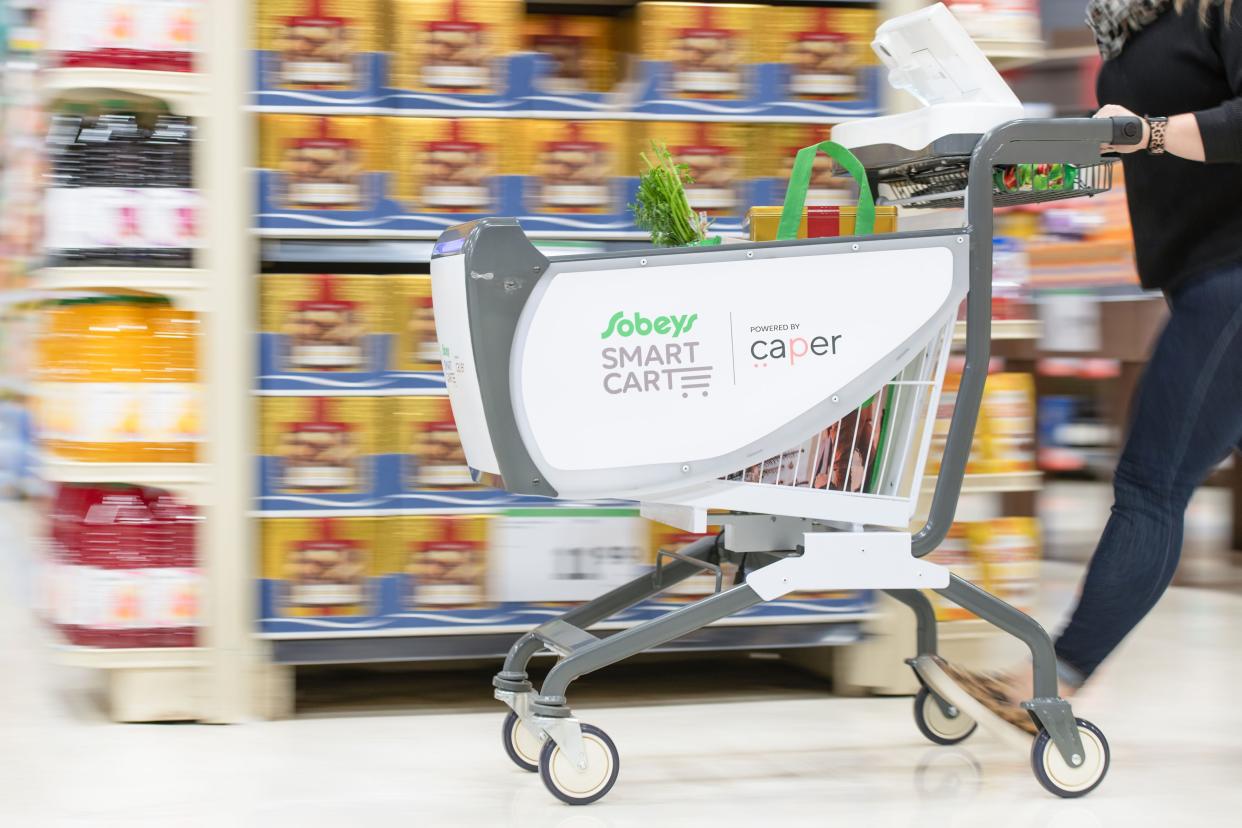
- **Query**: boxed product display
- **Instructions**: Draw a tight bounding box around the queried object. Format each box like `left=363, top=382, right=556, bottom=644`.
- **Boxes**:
left=923, top=523, right=981, bottom=621
left=254, top=0, right=385, bottom=104
left=258, top=114, right=386, bottom=214
left=766, top=6, right=877, bottom=100
left=259, top=395, right=393, bottom=506
left=262, top=516, right=377, bottom=617
left=644, top=121, right=752, bottom=219
left=394, top=396, right=473, bottom=488
left=523, top=14, right=615, bottom=95
left=258, top=273, right=387, bottom=390
left=46, top=0, right=201, bottom=71
left=389, top=515, right=491, bottom=607
left=970, top=516, right=1041, bottom=614
left=521, top=120, right=629, bottom=215
left=390, top=0, right=523, bottom=109
left=486, top=509, right=648, bottom=603
left=635, top=2, right=761, bottom=101
left=390, top=117, right=507, bottom=216
left=389, top=275, right=442, bottom=374
left=979, top=372, right=1037, bottom=473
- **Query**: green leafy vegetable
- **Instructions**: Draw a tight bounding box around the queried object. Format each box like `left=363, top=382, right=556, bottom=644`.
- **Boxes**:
left=629, top=140, right=711, bottom=247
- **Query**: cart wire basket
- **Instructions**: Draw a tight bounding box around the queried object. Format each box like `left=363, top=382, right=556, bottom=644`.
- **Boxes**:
left=429, top=116, right=1144, bottom=806
left=879, top=158, right=1116, bottom=210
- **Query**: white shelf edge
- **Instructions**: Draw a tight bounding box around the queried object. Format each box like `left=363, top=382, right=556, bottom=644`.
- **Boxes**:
left=50, top=641, right=207, bottom=670
left=245, top=104, right=869, bottom=124
left=41, top=68, right=206, bottom=115
left=923, top=470, right=1043, bottom=495
left=257, top=611, right=878, bottom=640
left=953, top=318, right=1043, bottom=343
left=36, top=455, right=209, bottom=503
left=34, top=267, right=207, bottom=309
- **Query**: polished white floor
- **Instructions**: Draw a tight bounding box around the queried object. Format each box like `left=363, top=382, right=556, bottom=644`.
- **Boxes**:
left=2, top=501, right=1241, bottom=827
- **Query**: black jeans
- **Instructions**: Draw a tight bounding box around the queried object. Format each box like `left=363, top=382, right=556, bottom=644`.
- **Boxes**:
left=1054, top=262, right=1242, bottom=683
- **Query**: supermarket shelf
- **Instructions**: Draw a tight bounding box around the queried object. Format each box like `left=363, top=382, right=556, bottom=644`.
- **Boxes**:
left=33, top=267, right=206, bottom=310
left=256, top=227, right=655, bottom=242
left=41, top=68, right=206, bottom=116
left=266, top=619, right=868, bottom=664
left=923, top=470, right=1043, bottom=495
left=50, top=642, right=206, bottom=670
left=259, top=237, right=654, bottom=265
left=980, top=40, right=1047, bottom=71
left=37, top=455, right=209, bottom=501
left=246, top=103, right=866, bottom=124
left=953, top=318, right=1043, bottom=343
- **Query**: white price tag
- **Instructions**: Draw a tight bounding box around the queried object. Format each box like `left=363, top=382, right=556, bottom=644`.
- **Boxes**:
left=488, top=514, right=647, bottom=603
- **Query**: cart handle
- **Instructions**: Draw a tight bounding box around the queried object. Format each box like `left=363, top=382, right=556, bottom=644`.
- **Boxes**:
left=913, top=116, right=1138, bottom=559
left=776, top=141, right=876, bottom=240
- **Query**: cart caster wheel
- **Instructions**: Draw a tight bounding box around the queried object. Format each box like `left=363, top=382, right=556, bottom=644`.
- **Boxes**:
left=1031, top=718, right=1110, bottom=798
left=501, top=710, right=543, bottom=772
left=539, top=723, right=620, bottom=806
left=914, top=687, right=977, bottom=745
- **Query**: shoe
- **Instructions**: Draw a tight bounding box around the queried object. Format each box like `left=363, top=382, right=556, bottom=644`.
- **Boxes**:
left=937, top=658, right=1039, bottom=735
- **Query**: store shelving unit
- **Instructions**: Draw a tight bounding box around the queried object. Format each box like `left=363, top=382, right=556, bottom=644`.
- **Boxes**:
left=41, top=68, right=207, bottom=116
left=32, top=267, right=208, bottom=310
left=20, top=2, right=262, bottom=723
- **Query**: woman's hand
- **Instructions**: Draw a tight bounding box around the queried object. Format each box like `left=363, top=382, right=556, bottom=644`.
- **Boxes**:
left=1095, top=104, right=1149, bottom=153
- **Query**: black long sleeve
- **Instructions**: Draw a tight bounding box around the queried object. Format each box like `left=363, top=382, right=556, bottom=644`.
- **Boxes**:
left=1098, top=3, right=1242, bottom=290
left=1194, top=2, right=1242, bottom=163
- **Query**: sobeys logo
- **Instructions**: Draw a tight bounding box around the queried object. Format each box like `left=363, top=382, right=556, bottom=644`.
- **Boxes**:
left=600, top=311, right=698, bottom=340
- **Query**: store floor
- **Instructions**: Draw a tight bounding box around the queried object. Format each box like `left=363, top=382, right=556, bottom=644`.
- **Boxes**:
left=3, top=499, right=1242, bottom=826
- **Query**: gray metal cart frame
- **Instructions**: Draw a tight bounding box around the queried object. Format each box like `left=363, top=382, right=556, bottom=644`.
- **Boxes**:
left=439, top=117, right=1142, bottom=803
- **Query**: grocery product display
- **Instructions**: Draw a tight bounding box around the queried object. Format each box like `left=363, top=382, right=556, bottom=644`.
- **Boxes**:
left=45, top=110, right=199, bottom=267
left=45, top=0, right=201, bottom=71
left=34, top=296, right=202, bottom=463
left=38, top=483, right=200, bottom=647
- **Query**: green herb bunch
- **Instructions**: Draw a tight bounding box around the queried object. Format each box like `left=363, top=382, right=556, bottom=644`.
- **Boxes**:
left=629, top=141, right=711, bottom=247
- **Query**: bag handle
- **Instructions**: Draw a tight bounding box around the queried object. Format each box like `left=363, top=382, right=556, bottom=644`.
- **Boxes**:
left=776, top=141, right=876, bottom=241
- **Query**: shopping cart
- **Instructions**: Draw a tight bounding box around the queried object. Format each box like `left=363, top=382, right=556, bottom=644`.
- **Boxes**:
left=429, top=110, right=1141, bottom=805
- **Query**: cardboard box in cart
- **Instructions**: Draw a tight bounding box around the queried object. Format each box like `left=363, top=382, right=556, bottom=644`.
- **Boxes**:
left=254, top=0, right=386, bottom=106
left=258, top=273, right=388, bottom=391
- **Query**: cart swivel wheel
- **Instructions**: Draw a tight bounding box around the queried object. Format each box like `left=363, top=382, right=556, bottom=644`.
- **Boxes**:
left=1031, top=718, right=1110, bottom=798
left=913, top=687, right=977, bottom=745
left=501, top=710, right=544, bottom=772
left=539, top=723, right=620, bottom=806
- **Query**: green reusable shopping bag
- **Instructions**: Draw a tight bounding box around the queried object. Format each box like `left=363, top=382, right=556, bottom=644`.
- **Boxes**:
left=775, top=140, right=877, bottom=241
